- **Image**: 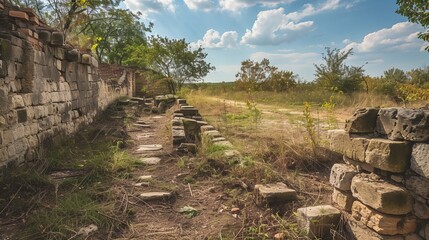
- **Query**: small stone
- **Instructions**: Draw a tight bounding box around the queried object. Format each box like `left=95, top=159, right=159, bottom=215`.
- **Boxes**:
left=351, top=174, right=413, bottom=215
left=254, top=182, right=297, bottom=206
left=329, top=163, right=358, bottom=191
left=138, top=157, right=161, bottom=165
left=201, top=125, right=216, bottom=133
left=177, top=143, right=197, bottom=154
left=134, top=182, right=149, bottom=187
left=138, top=175, right=153, bottom=181
left=139, top=192, right=172, bottom=201
left=136, top=144, right=163, bottom=152
left=296, top=205, right=341, bottom=239
left=273, top=233, right=284, bottom=240
left=230, top=208, right=240, bottom=214
left=213, top=141, right=233, bottom=148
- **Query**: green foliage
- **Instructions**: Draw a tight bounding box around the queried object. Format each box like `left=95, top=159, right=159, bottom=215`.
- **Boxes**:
left=178, top=206, right=199, bottom=218
left=396, top=0, right=429, bottom=51
left=314, top=48, right=364, bottom=93
left=321, top=95, right=338, bottom=129
left=246, top=100, right=262, bottom=129
left=235, top=58, right=297, bottom=92
left=125, top=36, right=215, bottom=94
left=303, top=102, right=319, bottom=149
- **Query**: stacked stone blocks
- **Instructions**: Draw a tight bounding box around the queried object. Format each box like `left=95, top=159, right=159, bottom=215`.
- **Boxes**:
left=0, top=1, right=134, bottom=167
left=328, top=107, right=429, bottom=239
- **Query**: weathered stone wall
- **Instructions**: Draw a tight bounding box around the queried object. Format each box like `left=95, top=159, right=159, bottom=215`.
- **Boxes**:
left=0, top=0, right=134, bottom=167
left=328, top=107, right=429, bottom=239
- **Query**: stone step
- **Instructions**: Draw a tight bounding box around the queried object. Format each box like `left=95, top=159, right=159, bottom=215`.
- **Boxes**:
left=297, top=205, right=341, bottom=239
left=133, top=123, right=151, bottom=128
left=136, top=144, right=163, bottom=152
left=137, top=175, right=153, bottom=181
left=138, top=157, right=161, bottom=165
left=254, top=182, right=297, bottom=206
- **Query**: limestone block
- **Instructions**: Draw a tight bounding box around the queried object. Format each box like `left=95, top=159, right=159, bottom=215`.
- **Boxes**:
left=329, top=163, right=358, bottom=191
left=54, top=48, right=65, bottom=60
left=0, top=87, right=9, bottom=114
left=0, top=59, right=7, bottom=78
left=344, top=213, right=410, bottom=240
left=352, top=201, right=416, bottom=236
left=202, top=130, right=222, bottom=140
left=183, top=118, right=199, bottom=141
left=332, top=188, right=354, bottom=212
left=177, top=99, right=186, bottom=105
left=413, top=199, right=429, bottom=219
left=376, top=108, right=398, bottom=136
left=172, top=119, right=183, bottom=127
left=178, top=107, right=199, bottom=117
left=327, top=129, right=350, bottom=154
left=66, top=49, right=79, bottom=62
left=297, top=205, right=341, bottom=239
left=254, top=182, right=297, bottom=206
left=9, top=11, right=29, bottom=21
left=393, top=109, right=429, bottom=142
left=213, top=141, right=233, bottom=148
left=345, top=108, right=379, bottom=133
left=345, top=137, right=370, bottom=162
left=405, top=175, right=429, bottom=199
left=351, top=174, right=413, bottom=215
left=51, top=32, right=64, bottom=46
left=365, top=138, right=412, bottom=173
left=91, top=57, right=98, bottom=67
left=410, top=143, right=429, bottom=179
left=201, top=125, right=215, bottom=133
left=17, top=109, right=27, bottom=123
left=2, top=130, right=13, bottom=145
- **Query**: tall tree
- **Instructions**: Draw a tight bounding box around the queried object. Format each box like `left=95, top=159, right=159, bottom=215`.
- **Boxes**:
left=125, top=36, right=215, bottom=94
left=77, top=9, right=152, bottom=64
left=384, top=68, right=408, bottom=83
left=396, top=0, right=429, bottom=51
left=314, top=48, right=364, bottom=93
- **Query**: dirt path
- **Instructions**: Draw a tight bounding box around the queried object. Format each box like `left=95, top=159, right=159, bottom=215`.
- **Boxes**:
left=116, top=109, right=240, bottom=240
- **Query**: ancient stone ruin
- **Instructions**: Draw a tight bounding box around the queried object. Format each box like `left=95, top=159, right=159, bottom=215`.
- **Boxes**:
left=0, top=0, right=135, bottom=167
left=328, top=107, right=429, bottom=239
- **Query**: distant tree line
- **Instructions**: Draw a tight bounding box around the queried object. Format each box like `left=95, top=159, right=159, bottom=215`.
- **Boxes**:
left=234, top=47, right=429, bottom=102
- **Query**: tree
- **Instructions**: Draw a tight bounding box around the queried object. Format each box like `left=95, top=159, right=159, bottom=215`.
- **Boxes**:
left=396, top=0, right=429, bottom=51
left=125, top=36, right=215, bottom=94
left=266, top=70, right=297, bottom=92
left=235, top=58, right=277, bottom=91
left=77, top=9, right=152, bottom=64
left=384, top=68, right=408, bottom=83
left=408, top=66, right=429, bottom=87
left=314, top=48, right=364, bottom=93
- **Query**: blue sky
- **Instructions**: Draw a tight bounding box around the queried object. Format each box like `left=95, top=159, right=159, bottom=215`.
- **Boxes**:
left=123, top=0, right=429, bottom=82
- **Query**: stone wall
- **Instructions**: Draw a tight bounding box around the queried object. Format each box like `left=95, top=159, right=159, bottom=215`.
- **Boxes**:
left=0, top=0, right=135, bottom=167
left=328, top=107, right=429, bottom=239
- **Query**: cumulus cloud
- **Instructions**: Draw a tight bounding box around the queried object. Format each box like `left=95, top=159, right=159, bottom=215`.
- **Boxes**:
left=191, top=29, right=239, bottom=49
left=344, top=22, right=426, bottom=53
left=184, top=0, right=216, bottom=11
left=240, top=8, right=314, bottom=45
left=124, top=0, right=174, bottom=16
left=241, top=0, right=341, bottom=45
left=220, top=0, right=295, bottom=12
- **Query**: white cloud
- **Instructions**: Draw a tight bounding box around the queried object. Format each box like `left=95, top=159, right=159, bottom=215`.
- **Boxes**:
left=286, top=0, right=340, bottom=21
left=124, top=0, right=174, bottom=16
left=191, top=29, right=239, bottom=49
left=184, top=0, right=216, bottom=11
left=241, top=0, right=342, bottom=46
left=241, top=8, right=314, bottom=45
left=344, top=22, right=426, bottom=53
left=220, top=0, right=295, bottom=12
